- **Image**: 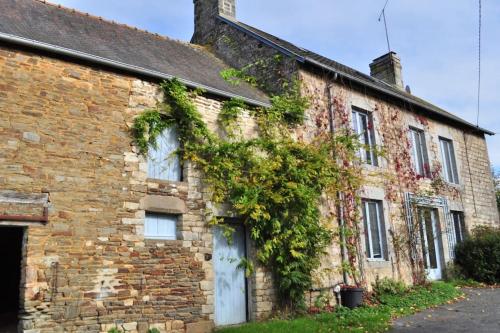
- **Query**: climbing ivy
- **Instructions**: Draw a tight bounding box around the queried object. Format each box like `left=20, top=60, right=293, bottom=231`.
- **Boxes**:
left=132, top=78, right=362, bottom=310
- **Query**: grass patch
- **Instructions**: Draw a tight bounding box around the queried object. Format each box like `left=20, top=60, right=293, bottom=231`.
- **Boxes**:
left=216, top=282, right=462, bottom=333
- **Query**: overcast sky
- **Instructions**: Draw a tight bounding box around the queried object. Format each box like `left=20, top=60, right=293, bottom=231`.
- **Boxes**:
left=50, top=0, right=499, bottom=170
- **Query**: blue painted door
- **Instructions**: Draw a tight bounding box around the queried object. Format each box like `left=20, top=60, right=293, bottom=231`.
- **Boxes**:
left=213, top=225, right=247, bottom=326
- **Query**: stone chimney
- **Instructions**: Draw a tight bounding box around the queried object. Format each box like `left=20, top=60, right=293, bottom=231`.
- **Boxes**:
left=192, top=0, right=236, bottom=44
left=369, top=52, right=404, bottom=89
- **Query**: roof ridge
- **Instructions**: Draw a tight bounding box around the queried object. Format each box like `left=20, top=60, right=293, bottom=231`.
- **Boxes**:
left=219, top=18, right=494, bottom=135
left=34, top=0, right=191, bottom=47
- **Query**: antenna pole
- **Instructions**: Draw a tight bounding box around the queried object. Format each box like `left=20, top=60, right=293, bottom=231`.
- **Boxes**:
left=378, top=0, right=392, bottom=53
left=382, top=10, right=391, bottom=52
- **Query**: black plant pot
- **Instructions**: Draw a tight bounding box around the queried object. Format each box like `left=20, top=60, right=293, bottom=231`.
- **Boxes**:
left=340, top=287, right=364, bottom=309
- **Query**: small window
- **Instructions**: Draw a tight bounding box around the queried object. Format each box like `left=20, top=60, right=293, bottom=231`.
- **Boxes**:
left=451, top=211, right=466, bottom=243
left=147, top=127, right=182, bottom=181
left=439, top=137, right=459, bottom=184
left=145, top=213, right=177, bottom=240
left=352, top=109, right=378, bottom=166
left=409, top=128, right=430, bottom=177
left=362, top=200, right=387, bottom=260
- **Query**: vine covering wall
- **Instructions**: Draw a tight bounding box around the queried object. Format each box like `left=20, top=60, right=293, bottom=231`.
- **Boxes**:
left=132, top=78, right=363, bottom=310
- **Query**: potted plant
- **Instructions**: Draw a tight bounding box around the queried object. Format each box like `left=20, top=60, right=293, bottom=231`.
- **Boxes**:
left=340, top=284, right=364, bottom=309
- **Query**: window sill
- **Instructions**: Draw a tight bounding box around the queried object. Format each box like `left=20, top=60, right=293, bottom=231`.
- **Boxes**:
left=146, top=178, right=188, bottom=186
left=361, top=163, right=382, bottom=171
left=366, top=258, right=388, bottom=262
left=366, top=259, right=390, bottom=267
left=442, top=181, right=462, bottom=189
left=144, top=238, right=182, bottom=245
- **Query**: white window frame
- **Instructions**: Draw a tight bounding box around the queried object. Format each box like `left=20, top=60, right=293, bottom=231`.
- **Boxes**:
left=409, top=127, right=430, bottom=177
left=352, top=108, right=378, bottom=166
left=147, top=127, right=182, bottom=181
left=145, top=213, right=178, bottom=240
left=439, top=137, right=459, bottom=184
left=362, top=200, right=387, bottom=260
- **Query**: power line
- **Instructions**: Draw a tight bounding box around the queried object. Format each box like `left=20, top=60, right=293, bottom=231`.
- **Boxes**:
left=476, top=0, right=482, bottom=127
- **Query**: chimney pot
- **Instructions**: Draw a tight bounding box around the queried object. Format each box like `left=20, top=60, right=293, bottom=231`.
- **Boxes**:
left=369, top=52, right=404, bottom=89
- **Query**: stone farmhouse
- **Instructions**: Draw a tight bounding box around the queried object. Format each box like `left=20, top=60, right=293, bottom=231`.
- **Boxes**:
left=0, top=0, right=498, bottom=332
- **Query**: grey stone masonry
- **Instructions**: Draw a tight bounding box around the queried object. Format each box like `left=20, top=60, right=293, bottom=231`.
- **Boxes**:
left=369, top=52, right=404, bottom=89
left=193, top=0, right=236, bottom=44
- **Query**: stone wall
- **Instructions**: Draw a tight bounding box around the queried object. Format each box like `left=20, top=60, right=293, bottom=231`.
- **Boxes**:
left=299, top=68, right=500, bottom=290
left=0, top=46, right=242, bottom=332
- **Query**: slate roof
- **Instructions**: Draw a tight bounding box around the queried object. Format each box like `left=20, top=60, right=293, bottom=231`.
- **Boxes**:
left=0, top=0, right=269, bottom=106
left=218, top=16, right=494, bottom=135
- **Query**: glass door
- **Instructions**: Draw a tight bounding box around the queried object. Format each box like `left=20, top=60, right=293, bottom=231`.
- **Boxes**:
left=419, top=208, right=443, bottom=280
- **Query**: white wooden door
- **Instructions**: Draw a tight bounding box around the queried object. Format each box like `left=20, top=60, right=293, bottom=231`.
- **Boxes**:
left=213, top=225, right=247, bottom=326
left=419, top=209, right=443, bottom=280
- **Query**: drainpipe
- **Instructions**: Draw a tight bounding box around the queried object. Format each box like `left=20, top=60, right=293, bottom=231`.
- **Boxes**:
left=327, top=80, right=349, bottom=285
left=462, top=132, right=478, bottom=217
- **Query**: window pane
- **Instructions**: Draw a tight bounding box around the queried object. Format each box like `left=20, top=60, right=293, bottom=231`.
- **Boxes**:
left=145, top=213, right=177, bottom=240
left=448, top=142, right=459, bottom=183
left=415, top=132, right=425, bottom=174
left=367, top=115, right=378, bottom=166
left=419, top=209, right=438, bottom=269
left=440, top=139, right=453, bottom=182
left=440, top=140, right=449, bottom=181
left=411, top=130, right=422, bottom=174
left=363, top=200, right=386, bottom=259
left=419, top=209, right=429, bottom=269
left=419, top=131, right=430, bottom=177
left=426, top=213, right=438, bottom=269
left=453, top=212, right=464, bottom=243
left=352, top=111, right=359, bottom=134
left=439, top=138, right=459, bottom=184
left=363, top=202, right=372, bottom=258
left=147, top=127, right=182, bottom=181
left=369, top=202, right=382, bottom=258
left=353, top=109, right=377, bottom=166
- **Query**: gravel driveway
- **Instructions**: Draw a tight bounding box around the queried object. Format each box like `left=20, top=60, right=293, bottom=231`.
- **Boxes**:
left=390, top=288, right=500, bottom=333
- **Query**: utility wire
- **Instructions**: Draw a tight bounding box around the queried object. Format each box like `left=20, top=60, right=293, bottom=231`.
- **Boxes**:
left=476, top=0, right=482, bottom=127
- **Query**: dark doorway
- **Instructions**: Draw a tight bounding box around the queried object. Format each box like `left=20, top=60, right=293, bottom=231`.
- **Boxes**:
left=0, top=227, right=24, bottom=333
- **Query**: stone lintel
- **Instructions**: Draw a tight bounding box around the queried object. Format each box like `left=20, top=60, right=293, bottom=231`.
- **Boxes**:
left=140, top=195, right=186, bottom=214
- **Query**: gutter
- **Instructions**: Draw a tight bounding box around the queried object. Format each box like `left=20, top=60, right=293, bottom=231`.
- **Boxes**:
left=0, top=32, right=271, bottom=108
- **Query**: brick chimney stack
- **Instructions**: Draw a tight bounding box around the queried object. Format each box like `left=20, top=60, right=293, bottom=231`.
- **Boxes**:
left=369, top=52, right=404, bottom=90
left=192, top=0, right=236, bottom=44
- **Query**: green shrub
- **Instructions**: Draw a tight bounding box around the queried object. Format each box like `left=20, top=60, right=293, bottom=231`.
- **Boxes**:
left=372, top=277, right=408, bottom=296
left=454, top=226, right=500, bottom=284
